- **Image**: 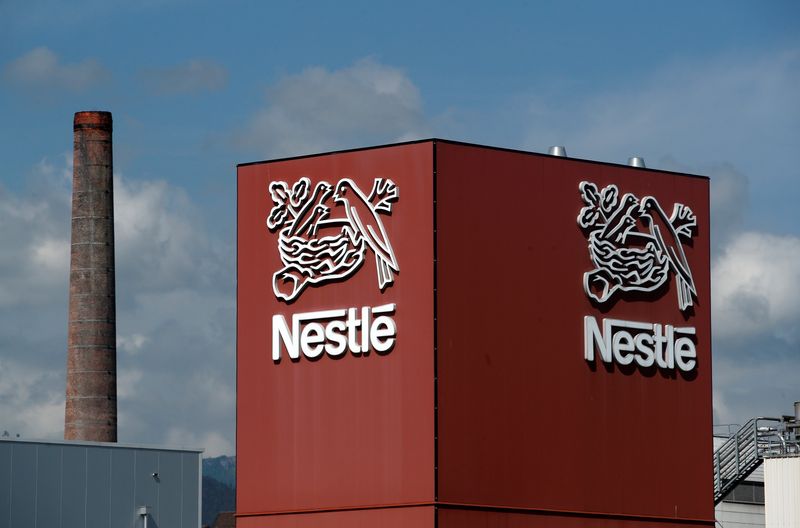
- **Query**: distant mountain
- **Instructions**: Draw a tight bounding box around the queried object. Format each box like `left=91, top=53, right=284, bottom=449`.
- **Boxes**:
left=204, top=455, right=236, bottom=488
left=202, top=456, right=236, bottom=526
left=202, top=476, right=235, bottom=526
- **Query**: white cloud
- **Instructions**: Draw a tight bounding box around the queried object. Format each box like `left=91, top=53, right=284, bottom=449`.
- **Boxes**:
left=711, top=231, right=800, bottom=425
left=117, top=333, right=147, bottom=355
left=114, top=174, right=227, bottom=292
left=521, top=49, right=800, bottom=225
left=31, top=237, right=69, bottom=273
left=141, top=59, right=228, bottom=94
left=240, top=58, right=429, bottom=157
left=0, top=358, right=64, bottom=439
left=0, top=157, right=235, bottom=455
left=117, top=368, right=143, bottom=400
left=2, top=46, right=110, bottom=92
left=713, top=355, right=800, bottom=426
left=713, top=232, right=800, bottom=344
left=659, top=158, right=750, bottom=255
left=0, top=164, right=71, bottom=308
left=165, top=427, right=232, bottom=458
left=707, top=164, right=749, bottom=250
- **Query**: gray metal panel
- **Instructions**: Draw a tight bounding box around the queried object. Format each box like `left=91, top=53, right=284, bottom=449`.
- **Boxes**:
left=716, top=501, right=765, bottom=527
left=61, top=445, right=87, bottom=527
left=86, top=447, right=111, bottom=528
left=0, top=443, right=12, bottom=527
left=10, top=443, right=36, bottom=528
left=134, top=450, right=158, bottom=517
left=35, top=444, right=61, bottom=528
left=157, top=451, right=182, bottom=528
left=765, top=457, right=800, bottom=527
left=0, top=440, right=201, bottom=528
left=181, top=452, right=199, bottom=528
left=110, top=448, right=135, bottom=528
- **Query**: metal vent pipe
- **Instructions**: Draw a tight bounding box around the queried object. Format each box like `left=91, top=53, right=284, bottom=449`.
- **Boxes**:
left=64, top=111, right=117, bottom=442
left=628, top=156, right=646, bottom=168
left=548, top=146, right=567, bottom=157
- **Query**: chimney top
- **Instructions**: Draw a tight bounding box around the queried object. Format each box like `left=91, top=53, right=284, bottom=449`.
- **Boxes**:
left=74, top=111, right=113, bottom=131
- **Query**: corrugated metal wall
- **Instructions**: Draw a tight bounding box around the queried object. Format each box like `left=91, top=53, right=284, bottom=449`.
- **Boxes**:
left=0, top=439, right=201, bottom=528
left=765, top=457, right=800, bottom=528
left=716, top=501, right=765, bottom=528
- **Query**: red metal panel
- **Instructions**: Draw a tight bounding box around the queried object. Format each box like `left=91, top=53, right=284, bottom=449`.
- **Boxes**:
left=237, top=143, right=435, bottom=518
left=237, top=140, right=714, bottom=526
left=438, top=508, right=713, bottom=527
left=237, top=506, right=435, bottom=528
left=435, top=142, right=713, bottom=523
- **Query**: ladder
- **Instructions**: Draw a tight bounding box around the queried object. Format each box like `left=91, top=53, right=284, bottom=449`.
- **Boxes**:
left=712, top=417, right=781, bottom=505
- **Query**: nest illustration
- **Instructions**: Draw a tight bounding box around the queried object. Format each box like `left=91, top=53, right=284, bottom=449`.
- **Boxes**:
left=274, top=224, right=365, bottom=301
left=578, top=181, right=697, bottom=308
left=579, top=182, right=670, bottom=304
left=265, top=178, right=363, bottom=301
left=586, top=237, right=668, bottom=302
left=266, top=176, right=399, bottom=302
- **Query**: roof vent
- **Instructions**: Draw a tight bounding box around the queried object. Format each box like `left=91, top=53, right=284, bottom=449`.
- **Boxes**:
left=548, top=146, right=567, bottom=157
left=628, top=156, right=646, bottom=168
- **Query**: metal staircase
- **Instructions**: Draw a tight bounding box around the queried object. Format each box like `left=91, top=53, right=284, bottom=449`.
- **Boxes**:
left=712, top=417, right=787, bottom=505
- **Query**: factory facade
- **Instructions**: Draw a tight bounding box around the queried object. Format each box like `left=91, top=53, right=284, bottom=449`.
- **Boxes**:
left=237, top=140, right=713, bottom=527
left=0, top=438, right=201, bottom=528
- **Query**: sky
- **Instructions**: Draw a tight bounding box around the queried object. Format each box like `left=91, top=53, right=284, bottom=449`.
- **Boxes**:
left=0, top=1, right=798, bottom=456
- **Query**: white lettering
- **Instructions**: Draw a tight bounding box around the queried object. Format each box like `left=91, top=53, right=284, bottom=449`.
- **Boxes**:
left=371, top=316, right=396, bottom=353
left=584, top=316, right=697, bottom=373
left=584, top=316, right=611, bottom=363
left=361, top=306, right=370, bottom=354
left=273, top=304, right=396, bottom=361
left=272, top=314, right=298, bottom=361
left=324, top=320, right=347, bottom=356
left=675, top=331, right=697, bottom=371
left=346, top=308, right=362, bottom=355
left=300, top=322, right=325, bottom=359
left=612, top=330, right=635, bottom=365
left=633, top=333, right=655, bottom=367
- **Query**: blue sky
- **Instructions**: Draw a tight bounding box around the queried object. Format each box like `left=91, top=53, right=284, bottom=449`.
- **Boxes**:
left=0, top=1, right=798, bottom=455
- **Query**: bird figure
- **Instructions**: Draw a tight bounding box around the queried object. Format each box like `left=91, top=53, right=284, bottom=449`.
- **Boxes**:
left=293, top=204, right=330, bottom=238
left=598, top=193, right=639, bottom=243
left=333, top=178, right=399, bottom=290
left=288, top=182, right=333, bottom=237
left=639, top=196, right=697, bottom=310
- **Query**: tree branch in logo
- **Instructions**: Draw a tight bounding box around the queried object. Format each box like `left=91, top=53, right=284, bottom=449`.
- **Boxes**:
left=577, top=181, right=697, bottom=312
left=267, top=177, right=399, bottom=303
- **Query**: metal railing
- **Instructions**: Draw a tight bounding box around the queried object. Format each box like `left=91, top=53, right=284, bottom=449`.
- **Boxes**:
left=714, top=405, right=800, bottom=506
left=712, top=417, right=782, bottom=505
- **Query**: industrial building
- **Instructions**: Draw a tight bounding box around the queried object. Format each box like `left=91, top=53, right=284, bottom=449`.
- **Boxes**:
left=715, top=433, right=766, bottom=528
left=713, top=410, right=800, bottom=527
left=237, top=140, right=714, bottom=527
left=237, top=139, right=799, bottom=527
left=0, top=438, right=201, bottom=528
left=1, top=113, right=794, bottom=527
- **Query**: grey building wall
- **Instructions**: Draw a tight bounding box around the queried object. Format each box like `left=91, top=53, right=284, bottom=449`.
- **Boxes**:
left=0, top=439, right=201, bottom=528
left=716, top=501, right=765, bottom=528
left=714, top=436, right=765, bottom=528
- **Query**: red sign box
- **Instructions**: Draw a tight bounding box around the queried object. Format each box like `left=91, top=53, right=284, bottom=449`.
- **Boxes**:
left=237, top=140, right=713, bottom=527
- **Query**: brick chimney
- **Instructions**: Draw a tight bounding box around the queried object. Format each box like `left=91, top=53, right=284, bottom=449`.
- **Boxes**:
left=64, top=111, right=117, bottom=442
